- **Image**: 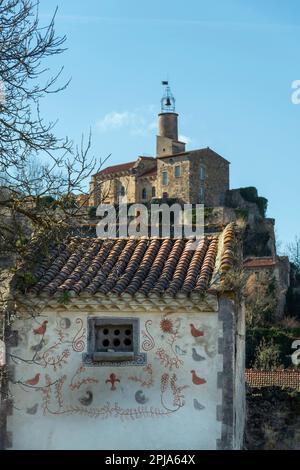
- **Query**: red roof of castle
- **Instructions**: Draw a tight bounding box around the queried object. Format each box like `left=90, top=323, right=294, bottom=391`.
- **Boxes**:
left=94, top=161, right=136, bottom=178
left=94, top=157, right=155, bottom=179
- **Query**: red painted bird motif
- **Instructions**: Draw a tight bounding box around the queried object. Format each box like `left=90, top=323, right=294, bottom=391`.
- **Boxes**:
left=105, top=373, right=120, bottom=391
left=191, top=370, right=206, bottom=385
left=190, top=323, right=204, bottom=338
left=33, top=320, right=48, bottom=335
left=25, top=373, right=40, bottom=386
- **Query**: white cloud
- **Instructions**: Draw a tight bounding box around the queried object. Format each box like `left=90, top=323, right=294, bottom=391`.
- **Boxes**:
left=179, top=134, right=191, bottom=144
left=96, top=108, right=156, bottom=136
left=96, top=112, right=135, bottom=132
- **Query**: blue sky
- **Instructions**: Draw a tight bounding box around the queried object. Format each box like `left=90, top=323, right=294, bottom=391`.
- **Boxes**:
left=39, top=0, right=300, bottom=246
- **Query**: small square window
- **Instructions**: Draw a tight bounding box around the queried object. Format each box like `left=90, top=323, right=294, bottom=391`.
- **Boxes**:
left=85, top=317, right=141, bottom=363
left=175, top=166, right=181, bottom=177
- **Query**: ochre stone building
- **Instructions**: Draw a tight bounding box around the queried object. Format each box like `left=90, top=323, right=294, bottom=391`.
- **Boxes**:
left=89, top=83, right=230, bottom=207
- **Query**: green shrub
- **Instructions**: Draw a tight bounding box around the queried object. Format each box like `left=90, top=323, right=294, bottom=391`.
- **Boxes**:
left=246, top=326, right=300, bottom=368
left=240, top=187, right=258, bottom=203
left=234, top=208, right=249, bottom=220
left=253, top=337, right=281, bottom=370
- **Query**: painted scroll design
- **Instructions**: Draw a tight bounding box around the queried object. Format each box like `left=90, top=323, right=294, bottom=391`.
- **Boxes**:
left=141, top=320, right=155, bottom=351
left=71, top=318, right=86, bottom=353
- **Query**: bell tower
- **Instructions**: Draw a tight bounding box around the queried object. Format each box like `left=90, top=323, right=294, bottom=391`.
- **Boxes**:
left=156, top=81, right=186, bottom=157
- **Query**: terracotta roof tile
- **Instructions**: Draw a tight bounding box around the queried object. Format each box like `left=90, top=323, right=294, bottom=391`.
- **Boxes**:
left=28, top=225, right=236, bottom=298
left=94, top=161, right=136, bottom=178
left=246, top=369, right=300, bottom=391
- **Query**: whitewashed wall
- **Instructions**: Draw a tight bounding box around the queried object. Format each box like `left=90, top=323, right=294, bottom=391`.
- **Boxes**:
left=7, top=307, right=223, bottom=450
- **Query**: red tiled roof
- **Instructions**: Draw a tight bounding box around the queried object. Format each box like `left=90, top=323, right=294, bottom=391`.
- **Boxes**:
left=94, top=161, right=136, bottom=178
left=29, top=237, right=217, bottom=297
left=245, top=369, right=300, bottom=391
left=27, top=224, right=235, bottom=298
left=244, top=258, right=276, bottom=268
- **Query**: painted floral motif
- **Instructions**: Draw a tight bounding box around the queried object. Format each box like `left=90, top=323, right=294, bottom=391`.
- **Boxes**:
left=160, top=318, right=174, bottom=334
left=11, top=314, right=196, bottom=421
left=155, top=318, right=184, bottom=370
left=105, top=373, right=120, bottom=391
left=69, top=365, right=99, bottom=391
left=128, top=364, right=153, bottom=388
left=40, top=374, right=175, bottom=420
left=160, top=373, right=189, bottom=412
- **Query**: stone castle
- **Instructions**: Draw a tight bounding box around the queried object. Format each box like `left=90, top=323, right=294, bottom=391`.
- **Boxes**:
left=89, top=82, right=229, bottom=207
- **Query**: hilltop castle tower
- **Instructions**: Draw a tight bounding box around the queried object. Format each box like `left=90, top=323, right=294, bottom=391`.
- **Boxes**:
left=89, top=82, right=230, bottom=207
left=156, top=81, right=186, bottom=157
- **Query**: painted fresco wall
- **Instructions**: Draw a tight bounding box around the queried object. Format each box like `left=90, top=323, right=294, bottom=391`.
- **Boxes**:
left=7, top=308, right=223, bottom=450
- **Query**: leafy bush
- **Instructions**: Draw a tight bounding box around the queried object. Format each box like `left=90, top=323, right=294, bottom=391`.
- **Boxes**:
left=246, top=326, right=300, bottom=368
left=253, top=337, right=281, bottom=370
left=234, top=208, right=249, bottom=220
left=240, top=187, right=258, bottom=203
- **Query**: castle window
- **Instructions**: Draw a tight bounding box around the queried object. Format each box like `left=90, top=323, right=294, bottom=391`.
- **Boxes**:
left=142, top=188, right=147, bottom=200
left=175, top=165, right=181, bottom=177
left=200, top=165, right=206, bottom=180
left=199, top=186, right=205, bottom=203
left=162, top=171, right=168, bottom=186
left=152, top=186, right=156, bottom=197
left=119, top=185, right=125, bottom=197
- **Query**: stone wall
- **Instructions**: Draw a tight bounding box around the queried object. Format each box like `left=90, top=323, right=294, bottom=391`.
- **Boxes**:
left=156, top=149, right=229, bottom=206
left=156, top=154, right=190, bottom=201
left=189, top=149, right=230, bottom=207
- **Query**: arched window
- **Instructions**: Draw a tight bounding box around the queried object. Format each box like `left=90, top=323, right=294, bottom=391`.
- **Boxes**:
left=152, top=186, right=156, bottom=197
left=120, top=185, right=125, bottom=197
left=142, top=188, right=147, bottom=200
left=200, top=165, right=206, bottom=180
